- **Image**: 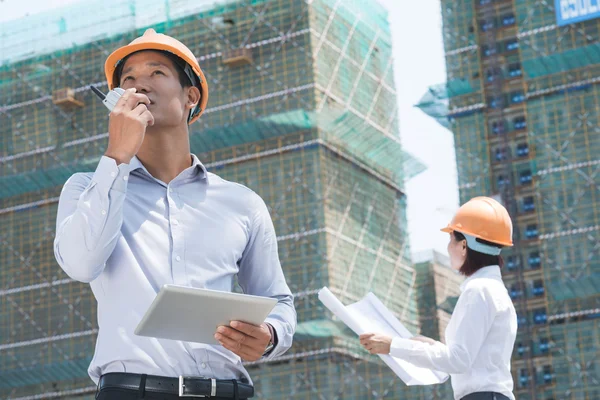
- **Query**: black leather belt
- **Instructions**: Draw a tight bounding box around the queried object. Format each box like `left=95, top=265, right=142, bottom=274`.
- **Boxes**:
left=461, top=392, right=510, bottom=400
left=98, top=372, right=254, bottom=398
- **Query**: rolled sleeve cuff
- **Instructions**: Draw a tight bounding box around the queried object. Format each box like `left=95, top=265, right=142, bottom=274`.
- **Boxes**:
left=390, top=336, right=419, bottom=359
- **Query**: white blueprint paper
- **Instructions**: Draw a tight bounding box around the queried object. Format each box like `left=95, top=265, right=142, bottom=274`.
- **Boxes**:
left=318, top=287, right=449, bottom=386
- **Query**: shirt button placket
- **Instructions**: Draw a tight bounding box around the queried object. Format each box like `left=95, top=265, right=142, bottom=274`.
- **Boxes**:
left=169, top=185, right=186, bottom=285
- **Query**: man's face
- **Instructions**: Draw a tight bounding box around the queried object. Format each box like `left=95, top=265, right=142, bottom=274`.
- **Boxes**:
left=119, top=51, right=195, bottom=128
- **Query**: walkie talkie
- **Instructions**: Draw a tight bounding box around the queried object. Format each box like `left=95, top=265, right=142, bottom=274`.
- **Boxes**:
left=90, top=85, right=125, bottom=111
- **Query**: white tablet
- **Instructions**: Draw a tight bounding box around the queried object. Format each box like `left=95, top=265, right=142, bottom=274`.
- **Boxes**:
left=134, top=284, right=278, bottom=345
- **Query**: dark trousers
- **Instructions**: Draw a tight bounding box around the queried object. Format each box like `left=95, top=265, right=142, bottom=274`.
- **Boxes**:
left=96, top=387, right=247, bottom=400
left=461, top=392, right=510, bottom=400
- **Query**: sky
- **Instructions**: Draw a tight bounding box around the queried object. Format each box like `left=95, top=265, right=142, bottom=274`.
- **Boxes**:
left=375, top=0, right=460, bottom=256
left=0, top=0, right=459, bottom=256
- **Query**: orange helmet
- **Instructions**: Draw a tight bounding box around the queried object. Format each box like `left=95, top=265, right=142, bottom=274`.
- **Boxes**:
left=104, top=29, right=209, bottom=125
left=441, top=196, right=513, bottom=253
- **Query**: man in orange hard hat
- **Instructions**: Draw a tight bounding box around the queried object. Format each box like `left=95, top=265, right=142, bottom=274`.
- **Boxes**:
left=54, top=29, right=296, bottom=400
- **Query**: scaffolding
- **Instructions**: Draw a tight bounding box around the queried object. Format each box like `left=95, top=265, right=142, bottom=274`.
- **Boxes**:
left=413, top=250, right=464, bottom=343
left=0, top=0, right=446, bottom=399
left=420, top=0, right=600, bottom=398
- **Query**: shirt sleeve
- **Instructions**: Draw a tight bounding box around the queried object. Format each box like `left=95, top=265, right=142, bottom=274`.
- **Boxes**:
left=389, top=287, right=496, bottom=374
left=237, top=194, right=297, bottom=360
left=53, top=156, right=131, bottom=283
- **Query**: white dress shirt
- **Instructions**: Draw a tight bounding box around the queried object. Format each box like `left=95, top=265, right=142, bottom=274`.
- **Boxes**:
left=390, top=265, right=517, bottom=400
left=54, top=155, right=296, bottom=384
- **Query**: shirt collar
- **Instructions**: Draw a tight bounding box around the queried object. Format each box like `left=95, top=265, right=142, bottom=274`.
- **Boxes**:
left=190, top=153, right=208, bottom=179
left=128, top=154, right=208, bottom=180
left=128, top=156, right=145, bottom=173
left=460, top=265, right=502, bottom=292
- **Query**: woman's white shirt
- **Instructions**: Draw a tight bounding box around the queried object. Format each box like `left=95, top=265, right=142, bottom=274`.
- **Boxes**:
left=390, top=265, right=517, bottom=400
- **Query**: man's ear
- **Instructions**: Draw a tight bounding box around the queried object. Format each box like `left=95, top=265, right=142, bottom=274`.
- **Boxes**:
left=186, top=86, right=201, bottom=113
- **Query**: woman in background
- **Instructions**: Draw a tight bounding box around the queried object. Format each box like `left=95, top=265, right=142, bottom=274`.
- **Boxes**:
left=360, top=196, right=518, bottom=400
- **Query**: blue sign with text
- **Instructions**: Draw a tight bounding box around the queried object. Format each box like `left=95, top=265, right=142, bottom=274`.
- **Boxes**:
left=555, top=0, right=600, bottom=26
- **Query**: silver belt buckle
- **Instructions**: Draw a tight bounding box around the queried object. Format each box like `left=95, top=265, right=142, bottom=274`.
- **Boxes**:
left=178, top=376, right=217, bottom=398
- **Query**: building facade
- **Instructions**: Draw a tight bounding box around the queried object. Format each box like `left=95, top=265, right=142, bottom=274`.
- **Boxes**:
left=420, top=1, right=600, bottom=398
left=0, top=0, right=460, bottom=399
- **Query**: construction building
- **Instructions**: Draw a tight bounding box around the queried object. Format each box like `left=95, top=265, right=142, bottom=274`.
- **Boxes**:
left=0, top=0, right=467, bottom=399
left=413, top=250, right=464, bottom=344
left=418, top=0, right=600, bottom=398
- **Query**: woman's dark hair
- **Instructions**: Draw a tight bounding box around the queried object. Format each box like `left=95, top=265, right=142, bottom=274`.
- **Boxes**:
left=453, top=231, right=504, bottom=276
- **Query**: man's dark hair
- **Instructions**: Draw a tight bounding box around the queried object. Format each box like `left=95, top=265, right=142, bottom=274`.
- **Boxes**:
left=453, top=231, right=504, bottom=276
left=114, top=50, right=192, bottom=89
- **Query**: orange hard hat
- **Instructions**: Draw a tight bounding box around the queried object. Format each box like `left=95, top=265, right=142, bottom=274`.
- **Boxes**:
left=441, top=196, right=513, bottom=247
left=104, top=28, right=209, bottom=125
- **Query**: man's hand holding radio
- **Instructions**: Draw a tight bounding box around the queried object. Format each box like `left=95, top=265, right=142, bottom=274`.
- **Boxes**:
left=104, top=88, right=154, bottom=165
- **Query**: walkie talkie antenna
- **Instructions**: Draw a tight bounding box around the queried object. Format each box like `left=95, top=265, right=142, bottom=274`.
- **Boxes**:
left=90, top=85, right=106, bottom=101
